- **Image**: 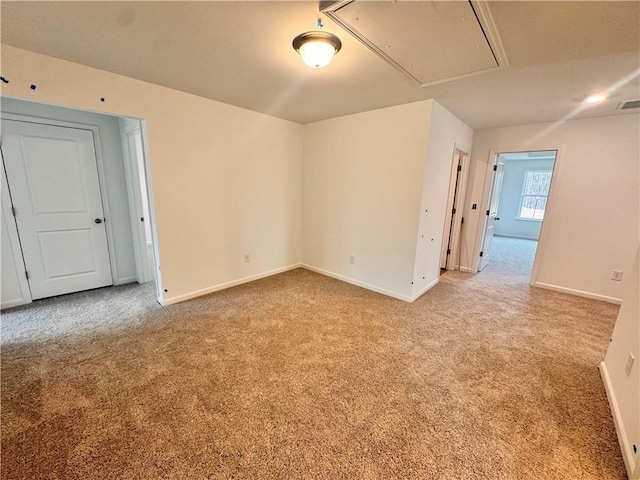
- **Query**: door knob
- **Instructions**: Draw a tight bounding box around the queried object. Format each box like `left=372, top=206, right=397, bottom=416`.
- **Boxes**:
left=94, top=218, right=103, bottom=224
left=496, top=217, right=500, bottom=221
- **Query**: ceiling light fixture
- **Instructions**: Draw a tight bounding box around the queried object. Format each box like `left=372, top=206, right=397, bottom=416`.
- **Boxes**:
left=292, top=21, right=342, bottom=68
left=584, top=93, right=607, bottom=104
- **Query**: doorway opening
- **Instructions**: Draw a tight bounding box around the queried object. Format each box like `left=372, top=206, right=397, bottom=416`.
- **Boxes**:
left=1, top=97, right=162, bottom=340
left=476, top=150, right=558, bottom=283
left=440, top=149, right=470, bottom=272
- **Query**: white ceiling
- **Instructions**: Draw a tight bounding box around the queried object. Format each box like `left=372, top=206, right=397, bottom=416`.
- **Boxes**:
left=323, top=1, right=503, bottom=86
left=1, top=1, right=639, bottom=129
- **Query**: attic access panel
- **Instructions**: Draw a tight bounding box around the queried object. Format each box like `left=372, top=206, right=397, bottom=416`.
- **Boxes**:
left=322, top=0, right=508, bottom=87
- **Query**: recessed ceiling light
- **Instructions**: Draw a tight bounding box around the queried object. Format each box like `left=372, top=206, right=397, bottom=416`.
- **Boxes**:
left=584, top=93, right=607, bottom=104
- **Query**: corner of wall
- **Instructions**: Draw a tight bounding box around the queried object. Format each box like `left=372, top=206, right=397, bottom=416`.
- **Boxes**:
left=602, top=244, right=640, bottom=479
left=410, top=101, right=473, bottom=299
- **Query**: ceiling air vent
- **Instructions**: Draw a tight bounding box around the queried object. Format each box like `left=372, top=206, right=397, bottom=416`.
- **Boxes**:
left=321, top=0, right=508, bottom=88
left=617, top=100, right=640, bottom=110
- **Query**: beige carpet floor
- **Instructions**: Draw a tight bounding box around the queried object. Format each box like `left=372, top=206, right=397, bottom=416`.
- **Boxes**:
left=1, top=237, right=625, bottom=479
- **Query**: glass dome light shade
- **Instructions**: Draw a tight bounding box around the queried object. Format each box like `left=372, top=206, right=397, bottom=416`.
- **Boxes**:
left=299, top=40, right=336, bottom=68
left=293, top=31, right=342, bottom=68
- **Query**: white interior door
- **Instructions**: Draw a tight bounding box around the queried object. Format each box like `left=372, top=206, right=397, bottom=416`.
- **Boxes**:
left=1, top=155, right=32, bottom=309
left=479, top=158, right=505, bottom=271
left=440, top=153, right=463, bottom=269
left=1, top=119, right=113, bottom=300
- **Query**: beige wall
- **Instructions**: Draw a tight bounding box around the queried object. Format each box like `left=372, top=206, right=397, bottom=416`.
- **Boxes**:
left=602, top=245, right=639, bottom=478
left=462, top=114, right=640, bottom=303
left=412, top=101, right=473, bottom=298
left=302, top=99, right=473, bottom=301
left=302, top=101, right=433, bottom=300
left=4, top=45, right=637, bottom=308
left=1, top=45, right=303, bottom=305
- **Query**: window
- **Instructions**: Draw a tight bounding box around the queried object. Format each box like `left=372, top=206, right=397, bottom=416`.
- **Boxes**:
left=518, top=170, right=552, bottom=220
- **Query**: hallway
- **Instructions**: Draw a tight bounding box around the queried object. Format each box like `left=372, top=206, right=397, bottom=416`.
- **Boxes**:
left=476, top=235, right=538, bottom=284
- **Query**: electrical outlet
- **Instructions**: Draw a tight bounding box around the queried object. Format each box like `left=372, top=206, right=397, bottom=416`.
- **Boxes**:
left=611, top=270, right=623, bottom=281
left=348, top=254, right=355, bottom=265
left=243, top=253, right=250, bottom=263
left=625, top=353, right=635, bottom=376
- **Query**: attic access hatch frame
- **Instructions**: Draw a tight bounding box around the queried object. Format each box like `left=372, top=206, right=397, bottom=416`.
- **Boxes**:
left=321, top=0, right=508, bottom=88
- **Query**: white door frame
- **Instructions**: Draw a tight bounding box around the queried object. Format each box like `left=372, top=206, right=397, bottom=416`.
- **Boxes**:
left=138, top=120, right=164, bottom=305
left=120, top=118, right=151, bottom=284
left=440, top=149, right=470, bottom=271
left=1, top=108, right=163, bottom=306
left=0, top=154, right=32, bottom=308
left=119, top=117, right=163, bottom=304
left=1, top=112, right=122, bottom=285
left=471, top=146, right=563, bottom=286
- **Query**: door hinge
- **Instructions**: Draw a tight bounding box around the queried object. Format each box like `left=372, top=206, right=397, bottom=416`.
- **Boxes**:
left=457, top=165, right=462, bottom=172
left=493, top=165, right=498, bottom=171
left=11, top=206, right=16, bottom=217
left=461, top=217, right=464, bottom=224
left=479, top=251, right=484, bottom=257
left=447, top=249, right=451, bottom=255
left=486, top=210, right=490, bottom=216
left=452, top=208, right=456, bottom=214
left=25, top=270, right=29, bottom=280
left=140, top=217, right=144, bottom=222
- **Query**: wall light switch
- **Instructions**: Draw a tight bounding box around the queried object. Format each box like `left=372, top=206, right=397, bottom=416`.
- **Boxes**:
left=348, top=255, right=355, bottom=265
left=243, top=253, right=250, bottom=263
left=612, top=270, right=623, bottom=281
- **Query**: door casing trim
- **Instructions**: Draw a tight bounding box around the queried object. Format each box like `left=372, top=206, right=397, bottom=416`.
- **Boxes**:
left=472, top=146, right=564, bottom=288
left=1, top=112, right=121, bottom=284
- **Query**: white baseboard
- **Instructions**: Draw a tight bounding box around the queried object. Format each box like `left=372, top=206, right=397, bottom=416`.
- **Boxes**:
left=162, top=263, right=302, bottom=306
left=1, top=297, right=32, bottom=310
left=494, top=233, right=539, bottom=241
left=459, top=266, right=474, bottom=273
left=599, top=362, right=636, bottom=478
left=163, top=262, right=440, bottom=307
left=409, top=277, right=439, bottom=302
left=114, top=276, right=138, bottom=286
left=301, top=264, right=412, bottom=302
left=533, top=282, right=622, bottom=305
